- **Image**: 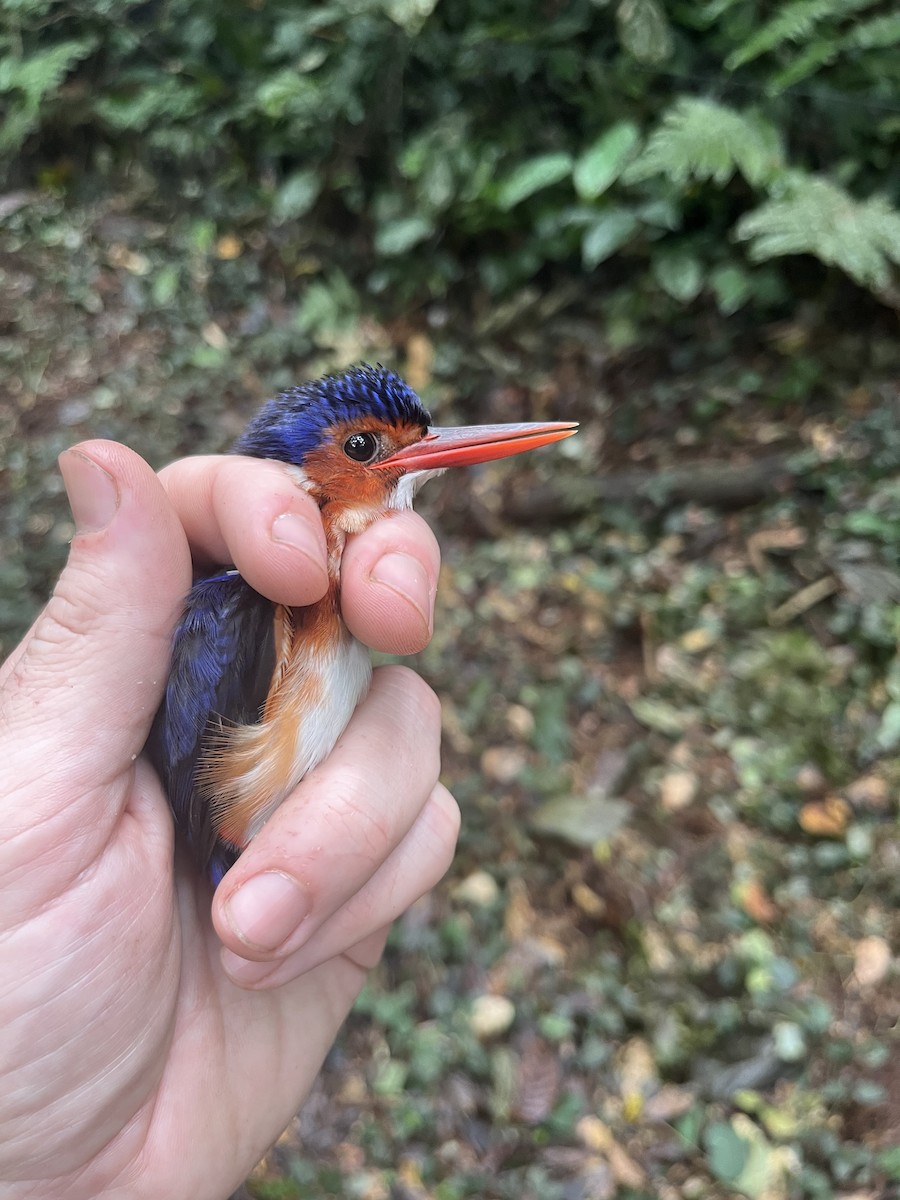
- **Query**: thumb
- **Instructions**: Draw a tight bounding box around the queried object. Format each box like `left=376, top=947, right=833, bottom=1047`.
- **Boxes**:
left=1, top=441, right=191, bottom=804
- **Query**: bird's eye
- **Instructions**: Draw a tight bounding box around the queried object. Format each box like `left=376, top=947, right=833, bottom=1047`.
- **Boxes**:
left=343, top=432, right=379, bottom=463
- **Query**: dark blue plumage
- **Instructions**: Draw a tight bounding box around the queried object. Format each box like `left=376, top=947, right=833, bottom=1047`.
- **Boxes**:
left=149, top=572, right=276, bottom=881
left=233, top=364, right=430, bottom=463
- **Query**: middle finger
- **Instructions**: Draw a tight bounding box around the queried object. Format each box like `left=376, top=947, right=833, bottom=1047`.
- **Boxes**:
left=211, top=665, right=442, bottom=962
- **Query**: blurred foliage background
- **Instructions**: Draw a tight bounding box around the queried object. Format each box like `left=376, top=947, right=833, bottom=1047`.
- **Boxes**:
left=1, top=1, right=899, bottom=1198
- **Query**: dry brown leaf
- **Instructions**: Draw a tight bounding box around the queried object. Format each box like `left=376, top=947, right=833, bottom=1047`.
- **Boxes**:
left=513, top=1037, right=562, bottom=1125
left=201, top=320, right=229, bottom=350
left=215, top=233, right=242, bottom=260
left=452, top=870, right=500, bottom=908
left=576, top=1114, right=615, bottom=1153
left=571, top=881, right=608, bottom=920
left=574, top=1116, right=646, bottom=1187
left=469, top=994, right=516, bottom=1039
left=738, top=877, right=779, bottom=924
left=850, top=935, right=892, bottom=990
left=618, top=1037, right=658, bottom=1118
left=405, top=331, right=433, bottom=392
left=643, top=1084, right=695, bottom=1123
left=798, top=796, right=850, bottom=838
left=481, top=745, right=527, bottom=783
left=679, top=627, right=717, bottom=653
left=397, top=1156, right=426, bottom=1190
left=107, top=244, right=151, bottom=275
left=845, top=773, right=891, bottom=811
left=769, top=575, right=839, bottom=625
left=659, top=769, right=698, bottom=811
left=504, top=877, right=537, bottom=942
left=505, top=703, right=536, bottom=738
left=747, top=525, right=807, bottom=575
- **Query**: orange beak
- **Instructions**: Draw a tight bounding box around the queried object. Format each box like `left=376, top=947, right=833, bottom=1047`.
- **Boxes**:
left=374, top=421, right=578, bottom=472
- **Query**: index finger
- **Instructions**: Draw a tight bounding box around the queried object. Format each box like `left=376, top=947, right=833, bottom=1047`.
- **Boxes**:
left=159, top=454, right=441, bottom=655
left=158, top=455, right=329, bottom=608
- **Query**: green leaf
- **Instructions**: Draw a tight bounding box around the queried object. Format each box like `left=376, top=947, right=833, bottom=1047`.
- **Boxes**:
left=272, top=169, right=321, bottom=221
left=627, top=99, right=783, bottom=189
left=629, top=696, right=700, bottom=734
left=531, top=792, right=631, bottom=849
left=709, top=263, right=753, bottom=314
left=573, top=122, right=640, bottom=200
left=849, top=13, right=900, bottom=50
left=653, top=252, right=703, bottom=302
left=151, top=264, right=179, bottom=307
left=496, top=153, right=573, bottom=211
left=726, top=0, right=880, bottom=69
left=374, top=215, right=434, bottom=256
left=581, top=208, right=638, bottom=267
left=254, top=69, right=316, bottom=120
left=372, top=1057, right=408, bottom=1096
left=382, top=0, right=439, bottom=34
left=704, top=1121, right=750, bottom=1184
left=773, top=1020, right=807, bottom=1062
left=533, top=685, right=571, bottom=764
left=735, top=173, right=900, bottom=292
left=295, top=273, right=359, bottom=338
left=189, top=218, right=216, bottom=254
left=617, top=0, right=674, bottom=64
left=879, top=1145, right=900, bottom=1181
left=875, top=700, right=900, bottom=752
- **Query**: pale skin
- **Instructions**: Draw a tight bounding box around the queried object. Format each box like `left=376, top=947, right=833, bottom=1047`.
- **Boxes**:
left=0, top=440, right=460, bottom=1200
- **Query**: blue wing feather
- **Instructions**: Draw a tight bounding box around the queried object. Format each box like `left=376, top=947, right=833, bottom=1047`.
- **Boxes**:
left=147, top=571, right=276, bottom=879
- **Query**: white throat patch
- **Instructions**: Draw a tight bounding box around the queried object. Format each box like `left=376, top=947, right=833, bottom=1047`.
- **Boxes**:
left=390, top=468, right=445, bottom=511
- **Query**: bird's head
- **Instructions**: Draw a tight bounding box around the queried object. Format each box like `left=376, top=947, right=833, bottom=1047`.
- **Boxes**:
left=233, top=364, right=577, bottom=532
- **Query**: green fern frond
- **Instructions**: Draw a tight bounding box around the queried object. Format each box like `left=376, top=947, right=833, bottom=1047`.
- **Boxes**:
left=0, top=38, right=96, bottom=152
left=766, top=39, right=839, bottom=94
left=624, top=99, right=783, bottom=189
left=694, top=0, right=745, bottom=28
left=0, top=39, right=95, bottom=106
left=848, top=13, right=900, bottom=50
left=735, top=173, right=900, bottom=291
left=725, top=0, right=879, bottom=69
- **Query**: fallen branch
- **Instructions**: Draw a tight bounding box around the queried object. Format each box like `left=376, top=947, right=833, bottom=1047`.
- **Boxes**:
left=502, top=452, right=799, bottom=521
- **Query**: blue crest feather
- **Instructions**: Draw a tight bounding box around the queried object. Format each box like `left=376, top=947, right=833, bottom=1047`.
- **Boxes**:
left=232, top=363, right=431, bottom=463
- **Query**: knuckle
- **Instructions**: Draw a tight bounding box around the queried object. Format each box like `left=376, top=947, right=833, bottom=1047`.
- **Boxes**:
left=38, top=571, right=104, bottom=645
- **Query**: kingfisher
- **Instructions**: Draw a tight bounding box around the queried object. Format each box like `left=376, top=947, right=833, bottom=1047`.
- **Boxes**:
left=148, top=364, right=577, bottom=883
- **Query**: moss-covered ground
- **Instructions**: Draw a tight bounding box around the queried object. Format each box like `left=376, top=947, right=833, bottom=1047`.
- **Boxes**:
left=1, top=199, right=898, bottom=1200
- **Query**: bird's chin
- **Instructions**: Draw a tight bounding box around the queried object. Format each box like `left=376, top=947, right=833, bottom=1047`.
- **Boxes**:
left=391, top=468, right=446, bottom=511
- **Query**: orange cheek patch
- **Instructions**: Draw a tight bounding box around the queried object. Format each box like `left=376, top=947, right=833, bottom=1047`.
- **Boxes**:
left=300, top=419, right=426, bottom=508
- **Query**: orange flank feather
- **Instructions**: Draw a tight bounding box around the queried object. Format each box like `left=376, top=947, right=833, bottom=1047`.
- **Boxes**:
left=202, top=536, right=375, bottom=851
left=204, top=592, right=338, bottom=848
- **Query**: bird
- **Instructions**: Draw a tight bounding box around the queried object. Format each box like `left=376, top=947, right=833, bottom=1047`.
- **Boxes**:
left=147, top=364, right=578, bottom=883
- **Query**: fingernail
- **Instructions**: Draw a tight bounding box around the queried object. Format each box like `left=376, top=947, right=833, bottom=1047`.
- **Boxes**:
left=271, top=512, right=327, bottom=579
left=372, top=552, right=434, bottom=633
left=220, top=948, right=279, bottom=988
left=223, top=871, right=311, bottom=952
left=59, top=450, right=119, bottom=534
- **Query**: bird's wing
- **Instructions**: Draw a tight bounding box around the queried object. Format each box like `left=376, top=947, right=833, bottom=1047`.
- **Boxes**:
left=146, top=571, right=277, bottom=877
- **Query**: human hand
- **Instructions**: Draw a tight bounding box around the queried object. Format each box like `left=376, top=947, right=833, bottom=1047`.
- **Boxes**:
left=0, top=441, right=459, bottom=1200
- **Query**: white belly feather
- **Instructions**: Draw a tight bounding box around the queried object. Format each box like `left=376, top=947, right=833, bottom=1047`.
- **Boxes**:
left=208, top=622, right=372, bottom=847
